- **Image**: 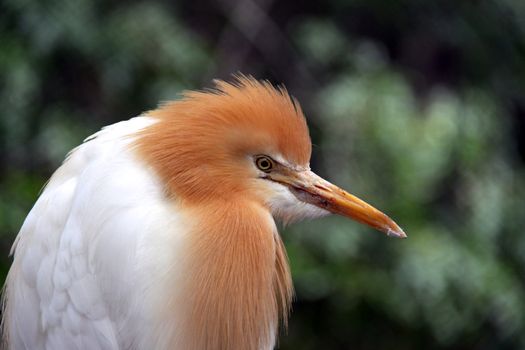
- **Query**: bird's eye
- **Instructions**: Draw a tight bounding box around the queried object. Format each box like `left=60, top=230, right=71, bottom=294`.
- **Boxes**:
left=255, top=155, right=274, bottom=172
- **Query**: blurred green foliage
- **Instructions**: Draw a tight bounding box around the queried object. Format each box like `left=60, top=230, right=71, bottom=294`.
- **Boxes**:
left=1, top=0, right=525, bottom=349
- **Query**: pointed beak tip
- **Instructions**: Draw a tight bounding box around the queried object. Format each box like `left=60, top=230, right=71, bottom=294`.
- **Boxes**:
left=386, top=227, right=407, bottom=239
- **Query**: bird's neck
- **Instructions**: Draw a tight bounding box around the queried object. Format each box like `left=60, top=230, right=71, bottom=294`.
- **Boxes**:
left=174, top=201, right=293, bottom=350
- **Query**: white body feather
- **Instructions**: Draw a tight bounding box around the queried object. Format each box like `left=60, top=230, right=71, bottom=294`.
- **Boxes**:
left=3, top=117, right=194, bottom=350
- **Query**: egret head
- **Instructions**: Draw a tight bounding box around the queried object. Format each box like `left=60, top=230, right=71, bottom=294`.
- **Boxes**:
left=137, top=75, right=405, bottom=238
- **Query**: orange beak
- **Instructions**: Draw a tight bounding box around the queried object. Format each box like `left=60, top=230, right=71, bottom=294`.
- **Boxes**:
left=272, top=170, right=406, bottom=238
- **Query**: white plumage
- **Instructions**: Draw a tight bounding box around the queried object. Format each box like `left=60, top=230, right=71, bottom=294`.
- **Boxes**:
left=4, top=117, right=190, bottom=349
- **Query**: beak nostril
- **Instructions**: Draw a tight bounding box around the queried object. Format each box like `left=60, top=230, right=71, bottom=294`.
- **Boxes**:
left=313, top=184, right=330, bottom=192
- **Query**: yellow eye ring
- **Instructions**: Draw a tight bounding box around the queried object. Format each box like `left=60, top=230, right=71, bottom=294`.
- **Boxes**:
left=255, top=155, right=274, bottom=172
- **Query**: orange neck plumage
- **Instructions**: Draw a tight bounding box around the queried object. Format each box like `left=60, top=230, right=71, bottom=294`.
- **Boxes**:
left=176, top=202, right=292, bottom=350
left=133, top=77, right=305, bottom=349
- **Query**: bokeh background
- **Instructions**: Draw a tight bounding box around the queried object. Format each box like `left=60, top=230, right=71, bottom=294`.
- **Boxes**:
left=2, top=0, right=525, bottom=349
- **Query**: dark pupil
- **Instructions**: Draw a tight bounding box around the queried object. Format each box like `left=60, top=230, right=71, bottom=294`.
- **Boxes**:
left=259, top=159, right=270, bottom=169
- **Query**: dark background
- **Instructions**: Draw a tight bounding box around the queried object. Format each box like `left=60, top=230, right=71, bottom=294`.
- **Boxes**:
left=2, top=0, right=525, bottom=348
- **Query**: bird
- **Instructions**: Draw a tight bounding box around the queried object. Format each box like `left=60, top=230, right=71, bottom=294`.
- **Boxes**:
left=2, top=75, right=405, bottom=350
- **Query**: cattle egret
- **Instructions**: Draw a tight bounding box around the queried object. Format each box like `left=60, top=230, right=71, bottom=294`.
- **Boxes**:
left=2, top=76, right=405, bottom=350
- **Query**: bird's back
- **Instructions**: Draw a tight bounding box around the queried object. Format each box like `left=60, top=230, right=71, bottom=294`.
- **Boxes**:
left=3, top=117, right=188, bottom=350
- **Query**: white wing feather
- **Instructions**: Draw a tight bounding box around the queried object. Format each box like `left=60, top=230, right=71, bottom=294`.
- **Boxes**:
left=3, top=117, right=188, bottom=349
